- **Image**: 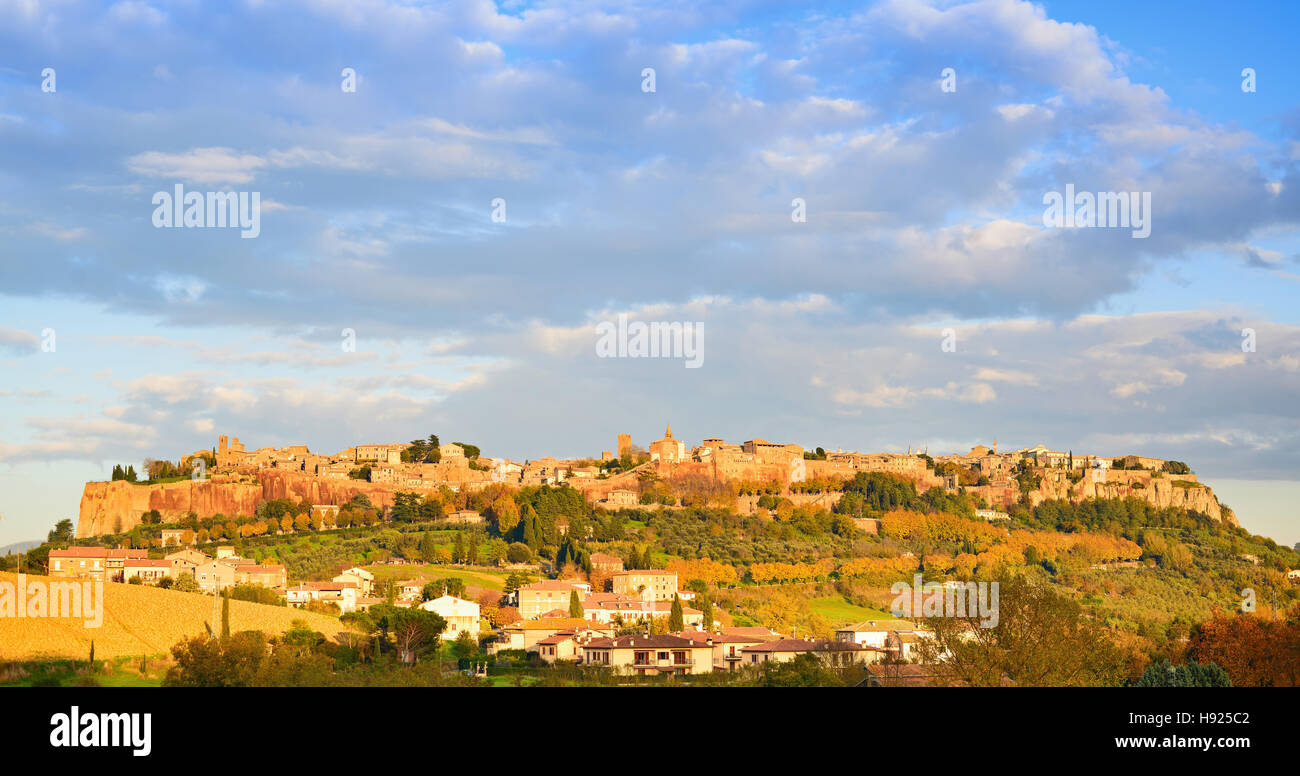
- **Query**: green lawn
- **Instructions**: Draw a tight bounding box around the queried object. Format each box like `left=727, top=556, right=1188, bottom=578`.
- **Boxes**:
left=0, top=657, right=167, bottom=687
left=483, top=672, right=541, bottom=686
left=808, top=596, right=897, bottom=626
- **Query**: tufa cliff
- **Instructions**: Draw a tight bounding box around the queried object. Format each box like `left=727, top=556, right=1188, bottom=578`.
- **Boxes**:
left=77, top=470, right=411, bottom=537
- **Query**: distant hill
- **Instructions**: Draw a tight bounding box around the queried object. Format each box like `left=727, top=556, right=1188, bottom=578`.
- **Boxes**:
left=0, top=571, right=348, bottom=661
left=0, top=540, right=41, bottom=555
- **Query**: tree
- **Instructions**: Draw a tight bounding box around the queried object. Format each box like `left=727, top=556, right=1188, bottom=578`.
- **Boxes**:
left=506, top=542, right=532, bottom=564
left=753, top=652, right=846, bottom=687
left=487, top=495, right=521, bottom=538
left=568, top=590, right=583, bottom=618
left=1134, top=660, right=1231, bottom=687
left=452, top=630, right=478, bottom=661
left=173, top=573, right=200, bottom=593
left=1187, top=614, right=1300, bottom=686
left=503, top=573, right=528, bottom=596
left=919, top=575, right=1125, bottom=686
left=668, top=594, right=684, bottom=632
left=698, top=596, right=714, bottom=630
left=164, top=631, right=268, bottom=687
left=47, top=519, right=74, bottom=545
left=420, top=532, right=438, bottom=564
left=220, top=590, right=231, bottom=639
left=370, top=605, right=446, bottom=665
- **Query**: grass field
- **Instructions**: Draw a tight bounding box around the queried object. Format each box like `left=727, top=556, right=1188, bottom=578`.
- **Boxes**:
left=0, top=655, right=170, bottom=687
left=808, top=595, right=897, bottom=626
left=362, top=563, right=523, bottom=592
left=0, top=571, right=348, bottom=661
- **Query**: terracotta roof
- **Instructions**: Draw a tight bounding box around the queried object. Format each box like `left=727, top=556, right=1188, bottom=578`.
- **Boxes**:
left=520, top=579, right=587, bottom=591
left=720, top=626, right=780, bottom=640
left=506, top=617, right=593, bottom=631
left=583, top=634, right=699, bottom=650
left=49, top=547, right=108, bottom=558
left=742, top=638, right=868, bottom=654
left=673, top=630, right=762, bottom=645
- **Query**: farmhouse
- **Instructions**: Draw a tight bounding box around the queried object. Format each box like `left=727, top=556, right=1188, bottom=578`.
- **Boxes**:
left=123, top=558, right=173, bottom=584
left=516, top=579, right=591, bottom=620
left=740, top=638, right=879, bottom=666
left=419, top=595, right=481, bottom=639
left=610, top=570, right=677, bottom=601
left=580, top=634, right=713, bottom=676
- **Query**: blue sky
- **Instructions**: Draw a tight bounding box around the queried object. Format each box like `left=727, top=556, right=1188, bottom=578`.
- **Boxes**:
left=1, top=0, right=1298, bottom=547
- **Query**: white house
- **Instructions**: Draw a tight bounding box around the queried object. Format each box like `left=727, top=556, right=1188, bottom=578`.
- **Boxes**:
left=332, top=566, right=375, bottom=596
left=287, top=582, right=358, bottom=614
left=834, top=620, right=915, bottom=649
left=419, top=595, right=481, bottom=640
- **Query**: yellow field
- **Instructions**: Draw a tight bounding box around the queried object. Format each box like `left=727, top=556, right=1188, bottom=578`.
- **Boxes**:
left=0, top=571, right=347, bottom=661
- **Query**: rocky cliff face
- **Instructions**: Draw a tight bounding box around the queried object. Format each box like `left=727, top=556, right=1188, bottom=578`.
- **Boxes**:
left=1028, top=469, right=1236, bottom=525
left=77, top=463, right=1238, bottom=537
left=77, top=470, right=409, bottom=538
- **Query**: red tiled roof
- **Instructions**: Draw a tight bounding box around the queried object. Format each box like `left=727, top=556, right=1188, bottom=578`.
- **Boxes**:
left=520, top=579, right=587, bottom=591
left=49, top=547, right=108, bottom=558
left=673, top=630, right=763, bottom=645
left=741, top=638, right=868, bottom=653
left=582, top=634, right=698, bottom=650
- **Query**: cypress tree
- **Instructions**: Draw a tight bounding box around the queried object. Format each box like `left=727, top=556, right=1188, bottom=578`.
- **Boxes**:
left=668, top=594, right=684, bottom=632
left=521, top=513, right=538, bottom=548
left=568, top=589, right=583, bottom=618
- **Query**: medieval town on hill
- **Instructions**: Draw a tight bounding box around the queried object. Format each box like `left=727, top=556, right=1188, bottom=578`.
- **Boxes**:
left=28, top=422, right=1280, bottom=687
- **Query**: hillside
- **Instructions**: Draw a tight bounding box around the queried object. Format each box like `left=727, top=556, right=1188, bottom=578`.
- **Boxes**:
left=0, top=540, right=42, bottom=555
left=0, top=571, right=348, bottom=661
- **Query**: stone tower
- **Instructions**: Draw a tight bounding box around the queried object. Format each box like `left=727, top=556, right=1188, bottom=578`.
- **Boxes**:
left=218, top=435, right=228, bottom=454
left=617, top=433, right=631, bottom=458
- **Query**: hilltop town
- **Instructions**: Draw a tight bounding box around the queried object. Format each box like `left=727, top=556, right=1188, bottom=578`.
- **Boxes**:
left=76, top=426, right=1232, bottom=538
left=7, top=423, right=1293, bottom=689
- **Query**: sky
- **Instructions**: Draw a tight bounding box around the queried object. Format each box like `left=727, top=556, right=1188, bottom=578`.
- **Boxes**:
left=1, top=0, right=1298, bottom=548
